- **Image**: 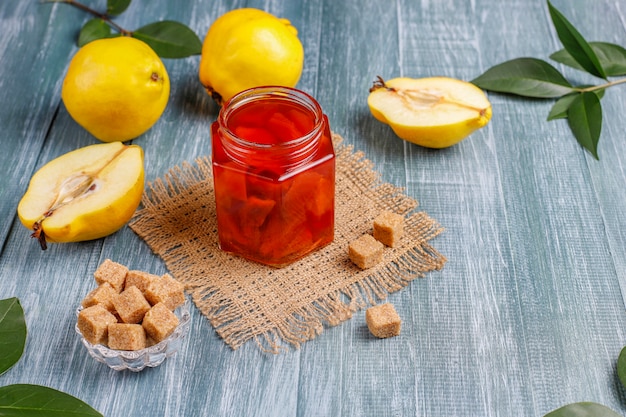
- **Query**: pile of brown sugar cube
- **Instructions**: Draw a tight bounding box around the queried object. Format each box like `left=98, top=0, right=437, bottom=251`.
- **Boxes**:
left=348, top=210, right=404, bottom=269
left=348, top=210, right=405, bottom=339
left=77, top=259, right=185, bottom=351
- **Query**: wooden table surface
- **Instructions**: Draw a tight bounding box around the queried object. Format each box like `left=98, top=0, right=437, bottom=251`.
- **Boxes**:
left=2, top=0, right=626, bottom=416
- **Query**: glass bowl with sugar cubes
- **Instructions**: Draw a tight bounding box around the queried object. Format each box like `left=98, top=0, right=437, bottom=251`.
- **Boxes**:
left=75, top=259, right=191, bottom=372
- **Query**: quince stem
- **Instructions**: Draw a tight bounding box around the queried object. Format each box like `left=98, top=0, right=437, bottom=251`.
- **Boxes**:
left=200, top=84, right=223, bottom=106
left=43, top=0, right=132, bottom=36
left=31, top=223, right=48, bottom=251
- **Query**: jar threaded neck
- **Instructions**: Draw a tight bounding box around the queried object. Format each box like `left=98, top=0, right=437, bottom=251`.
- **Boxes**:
left=216, top=86, right=325, bottom=170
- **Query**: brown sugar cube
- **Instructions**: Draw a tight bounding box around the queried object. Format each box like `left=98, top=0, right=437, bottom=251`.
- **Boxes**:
left=107, top=323, right=146, bottom=351
left=125, top=270, right=158, bottom=294
left=93, top=259, right=128, bottom=293
left=81, top=282, right=117, bottom=312
left=365, top=303, right=402, bottom=338
left=142, top=303, right=180, bottom=343
left=373, top=210, right=405, bottom=247
left=145, top=274, right=185, bottom=310
left=112, top=286, right=151, bottom=324
left=348, top=234, right=384, bottom=269
left=77, top=304, right=118, bottom=345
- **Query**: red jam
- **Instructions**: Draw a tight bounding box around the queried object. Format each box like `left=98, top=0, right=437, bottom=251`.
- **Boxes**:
left=211, top=86, right=335, bottom=267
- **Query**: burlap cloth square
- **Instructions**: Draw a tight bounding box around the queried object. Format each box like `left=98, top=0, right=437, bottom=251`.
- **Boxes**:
left=129, top=133, right=446, bottom=353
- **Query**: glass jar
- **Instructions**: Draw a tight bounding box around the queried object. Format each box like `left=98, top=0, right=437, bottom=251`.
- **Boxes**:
left=211, top=86, right=335, bottom=267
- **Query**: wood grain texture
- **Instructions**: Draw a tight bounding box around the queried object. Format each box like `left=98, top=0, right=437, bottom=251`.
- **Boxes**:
left=2, top=0, right=626, bottom=416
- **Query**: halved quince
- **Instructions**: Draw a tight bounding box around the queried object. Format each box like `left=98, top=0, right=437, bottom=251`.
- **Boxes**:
left=17, top=142, right=144, bottom=249
left=367, top=76, right=492, bottom=148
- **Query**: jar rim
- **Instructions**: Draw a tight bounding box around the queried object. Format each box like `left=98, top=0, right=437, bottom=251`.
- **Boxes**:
left=217, top=86, right=325, bottom=149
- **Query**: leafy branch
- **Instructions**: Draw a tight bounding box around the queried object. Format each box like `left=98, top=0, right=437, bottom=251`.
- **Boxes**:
left=43, top=0, right=202, bottom=58
left=472, top=0, right=626, bottom=160
left=0, top=298, right=103, bottom=417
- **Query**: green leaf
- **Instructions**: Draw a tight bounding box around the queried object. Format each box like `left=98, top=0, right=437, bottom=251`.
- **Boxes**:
left=0, top=384, right=103, bottom=417
left=132, top=21, right=202, bottom=58
left=107, top=0, right=131, bottom=16
left=547, top=88, right=604, bottom=120
left=617, top=345, right=626, bottom=389
left=471, top=57, right=575, bottom=98
left=77, top=19, right=115, bottom=47
left=548, top=94, right=578, bottom=120
left=551, top=42, right=626, bottom=77
left=0, top=298, right=26, bottom=376
left=547, top=1, right=607, bottom=79
left=544, top=402, right=622, bottom=417
left=567, top=91, right=602, bottom=159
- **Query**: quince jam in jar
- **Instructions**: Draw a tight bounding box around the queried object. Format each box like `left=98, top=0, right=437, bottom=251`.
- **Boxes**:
left=211, top=86, right=335, bottom=267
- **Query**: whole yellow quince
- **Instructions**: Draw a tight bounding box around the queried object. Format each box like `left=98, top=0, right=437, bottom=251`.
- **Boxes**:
left=199, top=8, right=304, bottom=105
left=62, top=37, right=170, bottom=142
left=17, top=142, right=144, bottom=249
left=368, top=76, right=492, bottom=148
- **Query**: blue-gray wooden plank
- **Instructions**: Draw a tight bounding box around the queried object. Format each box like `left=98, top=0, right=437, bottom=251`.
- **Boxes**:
left=2, top=0, right=626, bottom=416
left=0, top=1, right=76, bottom=245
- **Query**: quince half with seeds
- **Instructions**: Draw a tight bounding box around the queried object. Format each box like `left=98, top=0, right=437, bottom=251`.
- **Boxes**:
left=17, top=142, right=144, bottom=250
left=368, top=76, right=492, bottom=148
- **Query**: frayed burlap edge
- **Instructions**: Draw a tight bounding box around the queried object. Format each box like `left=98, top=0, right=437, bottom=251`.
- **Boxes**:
left=130, top=133, right=446, bottom=353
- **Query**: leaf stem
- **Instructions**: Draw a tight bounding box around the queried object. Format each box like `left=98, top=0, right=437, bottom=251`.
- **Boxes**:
left=43, top=0, right=131, bottom=35
left=576, top=77, right=626, bottom=93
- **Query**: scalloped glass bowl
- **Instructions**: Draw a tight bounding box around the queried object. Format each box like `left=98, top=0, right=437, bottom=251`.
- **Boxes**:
left=75, top=297, right=191, bottom=372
